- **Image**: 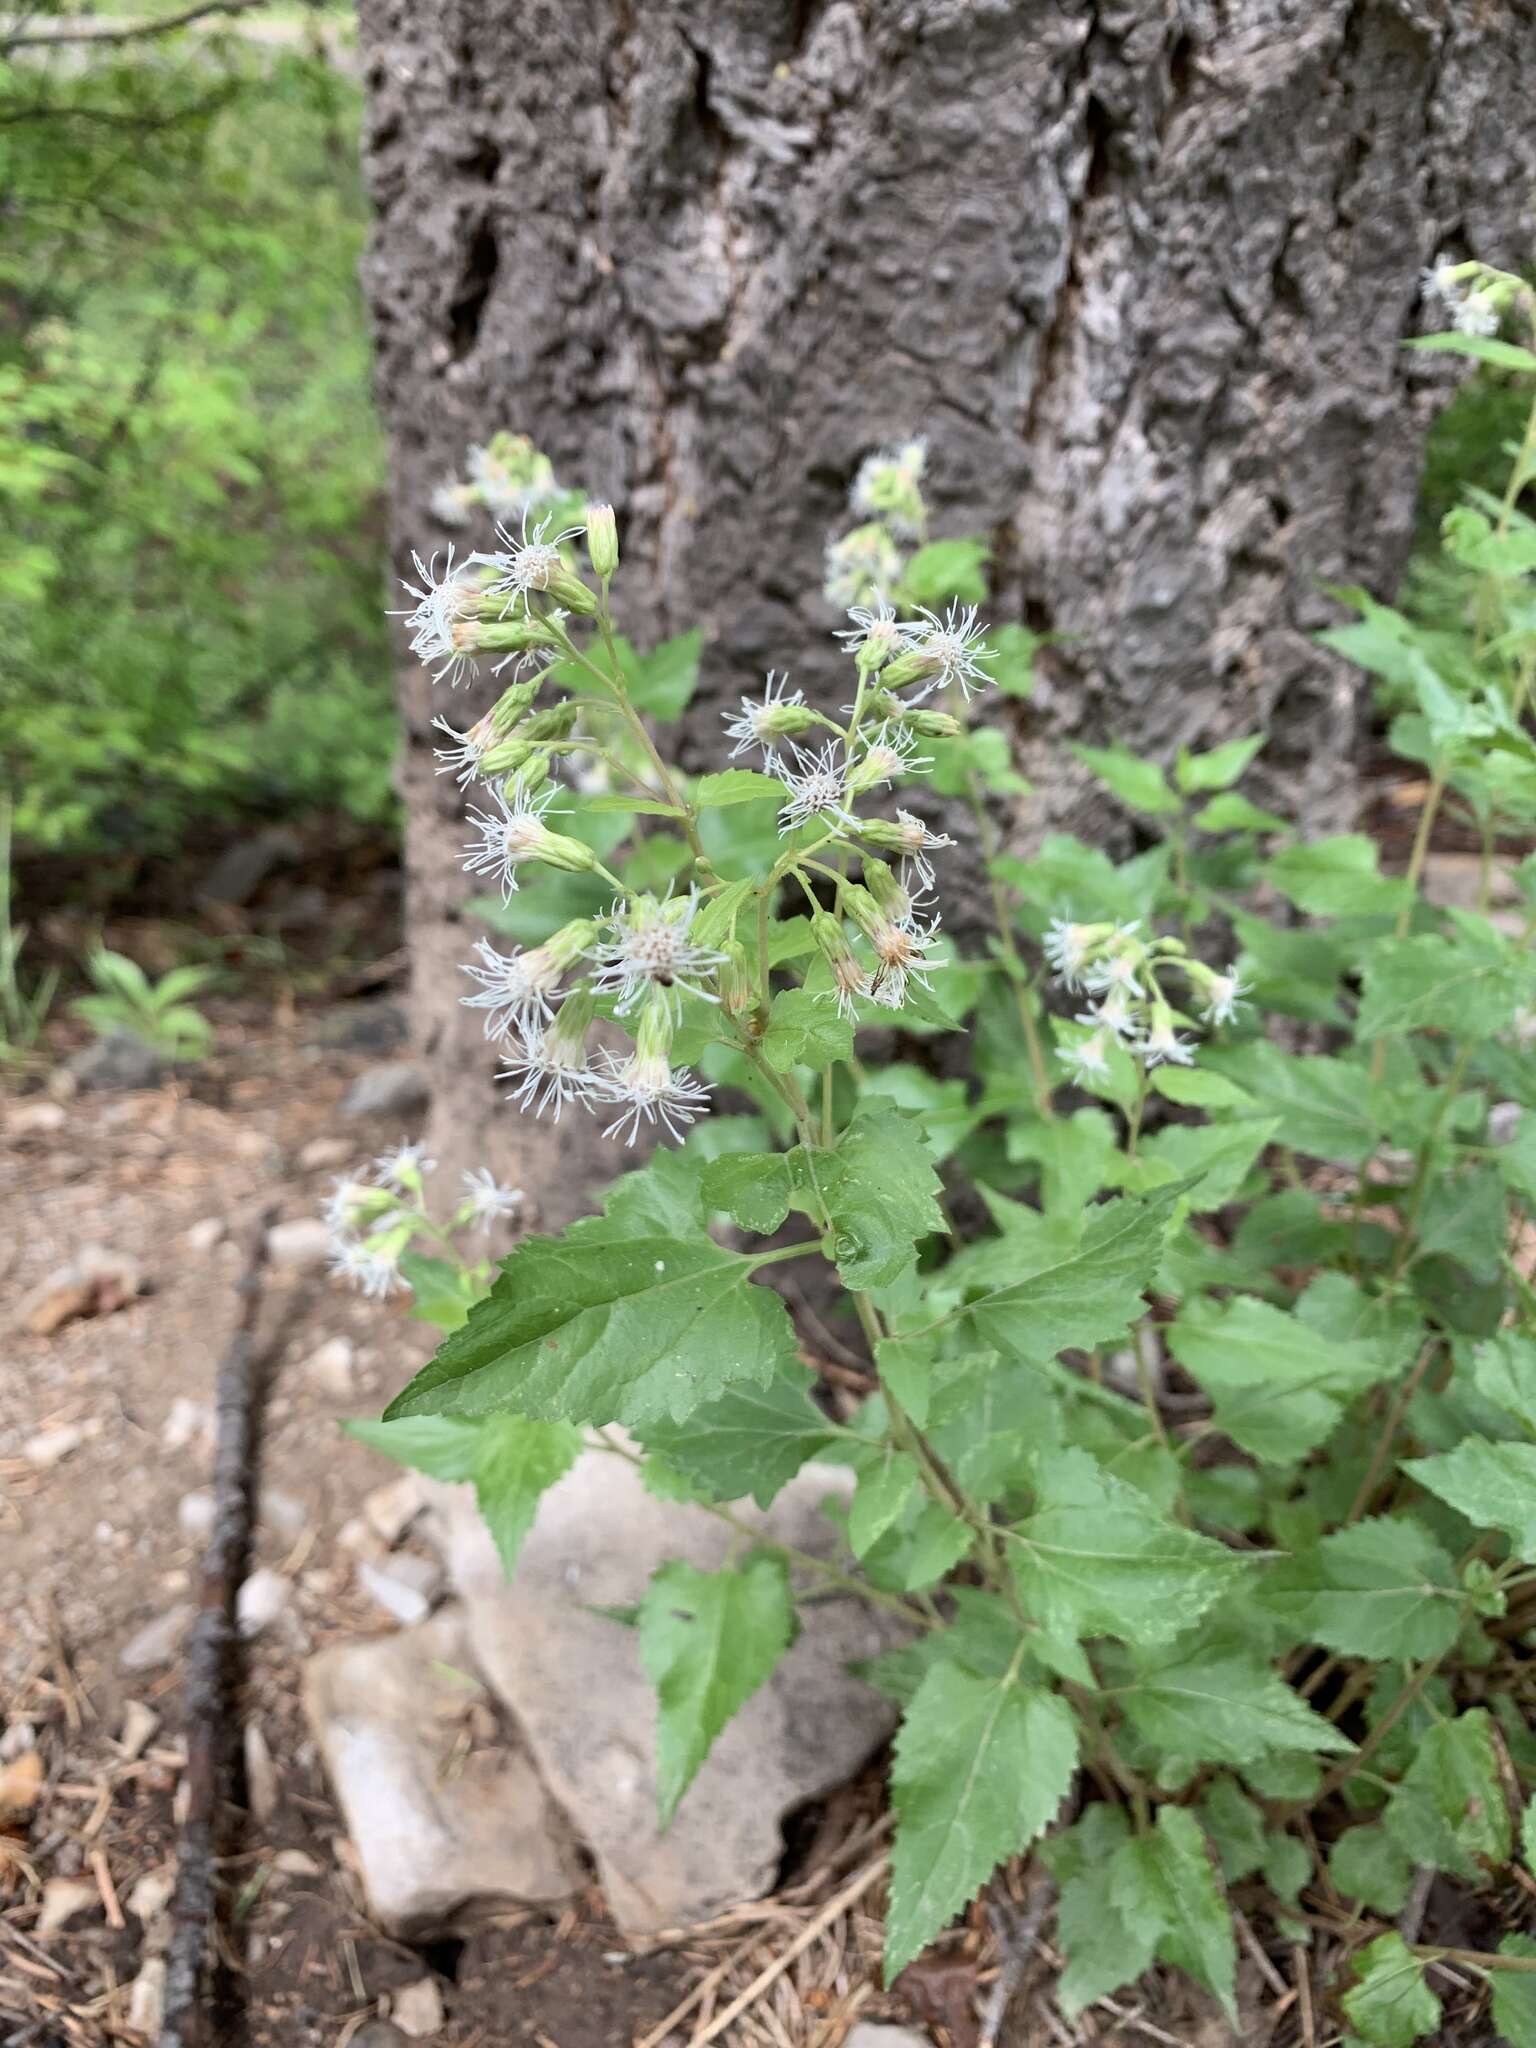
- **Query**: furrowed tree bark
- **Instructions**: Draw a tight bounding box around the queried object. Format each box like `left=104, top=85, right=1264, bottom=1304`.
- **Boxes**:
left=354, top=0, right=1533, bottom=1214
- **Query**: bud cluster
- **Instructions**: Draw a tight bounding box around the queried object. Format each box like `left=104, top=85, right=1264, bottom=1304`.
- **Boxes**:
left=1043, top=918, right=1247, bottom=1082
left=323, top=1144, right=521, bottom=1297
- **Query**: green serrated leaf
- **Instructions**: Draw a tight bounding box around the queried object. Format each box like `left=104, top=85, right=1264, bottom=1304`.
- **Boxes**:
left=1384, top=1707, right=1512, bottom=1881
left=1266, top=835, right=1408, bottom=918
left=1046, top=1807, right=1155, bottom=2015
left=348, top=1413, right=581, bottom=1576
left=1358, top=932, right=1525, bottom=1040
left=790, top=1106, right=944, bottom=1289
left=849, top=1446, right=923, bottom=1557
left=694, top=769, right=782, bottom=808
left=1117, top=1648, right=1354, bottom=1765
left=886, top=1664, right=1077, bottom=1980
left=1193, top=791, right=1290, bottom=833
left=1109, top=1805, right=1237, bottom=2020
left=1341, top=1932, right=1441, bottom=2048
left=1492, top=1934, right=1536, bottom=2048
left=761, top=986, right=853, bottom=1073
left=384, top=1229, right=799, bottom=1430
left=1404, top=1438, right=1536, bottom=1559
left=1071, top=741, right=1183, bottom=816
left=1166, top=1294, right=1386, bottom=1464
left=1197, top=1775, right=1268, bottom=1881
left=903, top=537, right=990, bottom=606
left=1261, top=1517, right=1462, bottom=1662
left=635, top=1360, right=831, bottom=1509
left=700, top=1150, right=794, bottom=1234
left=639, top=1552, right=796, bottom=1826
left=1330, top=1824, right=1414, bottom=1916
left=1008, top=1448, right=1247, bottom=1649
left=629, top=627, right=702, bottom=721
left=959, top=1190, right=1176, bottom=1366
left=1175, top=734, right=1265, bottom=793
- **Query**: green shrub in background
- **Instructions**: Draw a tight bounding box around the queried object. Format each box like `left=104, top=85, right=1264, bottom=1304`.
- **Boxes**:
left=0, top=23, right=393, bottom=855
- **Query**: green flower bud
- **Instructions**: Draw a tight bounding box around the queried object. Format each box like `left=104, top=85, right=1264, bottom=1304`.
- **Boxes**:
left=544, top=564, right=599, bottom=616
left=840, top=883, right=882, bottom=945
left=544, top=918, right=598, bottom=972
left=899, top=707, right=963, bottom=739
left=633, top=983, right=676, bottom=1059
left=861, top=857, right=911, bottom=919
left=586, top=503, right=619, bottom=580
left=488, top=677, right=542, bottom=738
left=479, top=735, right=536, bottom=778
left=535, top=830, right=600, bottom=875
left=522, top=703, right=580, bottom=742
left=877, top=650, right=930, bottom=692
left=716, top=939, right=755, bottom=1019
left=473, top=617, right=562, bottom=653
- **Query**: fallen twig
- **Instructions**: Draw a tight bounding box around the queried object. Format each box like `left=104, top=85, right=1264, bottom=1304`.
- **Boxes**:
left=980, top=1870, right=1053, bottom=2048
left=157, top=1205, right=278, bottom=2048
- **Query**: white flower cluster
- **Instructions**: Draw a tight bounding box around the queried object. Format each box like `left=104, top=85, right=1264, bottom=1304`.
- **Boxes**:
left=323, top=1145, right=522, bottom=1298
left=1420, top=253, right=1517, bottom=341
left=1043, top=917, right=1246, bottom=1083
left=395, top=431, right=1005, bottom=1149
left=429, top=430, right=572, bottom=529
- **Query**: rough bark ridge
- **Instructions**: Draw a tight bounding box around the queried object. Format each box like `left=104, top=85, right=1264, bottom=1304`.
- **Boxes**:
left=354, top=0, right=1532, bottom=1212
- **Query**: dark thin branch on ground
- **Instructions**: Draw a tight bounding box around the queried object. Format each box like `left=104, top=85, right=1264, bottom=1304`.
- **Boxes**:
left=2, top=0, right=266, bottom=49
left=157, top=1202, right=278, bottom=2048
left=978, top=1869, right=1054, bottom=2048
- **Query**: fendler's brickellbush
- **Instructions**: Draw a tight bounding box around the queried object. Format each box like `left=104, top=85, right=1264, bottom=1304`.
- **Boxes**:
left=339, top=268, right=1536, bottom=2041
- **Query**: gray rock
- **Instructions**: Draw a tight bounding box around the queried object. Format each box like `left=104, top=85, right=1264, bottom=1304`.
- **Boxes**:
left=845, top=2027, right=932, bottom=2048
left=425, top=1447, right=905, bottom=1935
left=1491, top=1100, right=1523, bottom=1146
left=349, top=2026, right=409, bottom=2048
left=303, top=1605, right=581, bottom=1934
left=237, top=1568, right=291, bottom=1638
left=302, top=1334, right=357, bottom=1398
left=66, top=1033, right=168, bottom=1093
left=341, top=1061, right=431, bottom=1120
left=199, top=826, right=303, bottom=906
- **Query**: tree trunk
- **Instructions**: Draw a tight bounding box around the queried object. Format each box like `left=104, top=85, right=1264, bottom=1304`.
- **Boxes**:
left=354, top=0, right=1532, bottom=1216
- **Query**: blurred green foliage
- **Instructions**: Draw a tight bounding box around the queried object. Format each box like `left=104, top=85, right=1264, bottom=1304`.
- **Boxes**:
left=0, top=15, right=394, bottom=854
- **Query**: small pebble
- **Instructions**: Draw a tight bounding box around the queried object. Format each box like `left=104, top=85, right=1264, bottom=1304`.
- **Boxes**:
left=299, top=1135, right=353, bottom=1171
left=118, top=1700, right=160, bottom=1761
left=162, top=1397, right=215, bottom=1454
left=303, top=1334, right=356, bottom=1399
left=127, top=1868, right=175, bottom=1923
left=236, top=1568, right=290, bottom=1639
left=23, top=1422, right=89, bottom=1469
left=11, top=1100, right=66, bottom=1136
left=363, top=1475, right=423, bottom=1548
left=266, top=1217, right=332, bottom=1270
left=356, top=1554, right=442, bottom=1627
left=127, top=1957, right=166, bottom=2036
left=185, top=1216, right=225, bottom=1252
left=391, top=1978, right=446, bottom=2039
left=120, top=1603, right=193, bottom=1674
left=37, top=1877, right=99, bottom=1938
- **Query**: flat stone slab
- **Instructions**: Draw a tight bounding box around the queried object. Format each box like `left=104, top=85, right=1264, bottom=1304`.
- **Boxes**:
left=425, top=1448, right=904, bottom=1935
left=303, top=1605, right=581, bottom=1934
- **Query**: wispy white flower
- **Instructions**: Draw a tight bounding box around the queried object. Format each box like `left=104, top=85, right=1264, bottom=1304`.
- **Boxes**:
left=850, top=440, right=927, bottom=537
left=1420, top=254, right=1465, bottom=311
left=824, top=524, right=904, bottom=610
left=597, top=1049, right=711, bottom=1146
left=1142, top=1007, right=1195, bottom=1068
left=499, top=1022, right=606, bottom=1121
left=828, top=950, right=871, bottom=1020
left=1043, top=916, right=1098, bottom=991
left=835, top=598, right=913, bottom=669
left=460, top=936, right=564, bottom=1040
left=1200, top=967, right=1249, bottom=1027
left=432, top=712, right=494, bottom=785
left=865, top=905, right=943, bottom=1009
left=468, top=439, right=560, bottom=523
left=373, top=1140, right=435, bottom=1190
left=1454, top=291, right=1500, bottom=338
left=590, top=891, right=725, bottom=1019
left=322, top=1175, right=372, bottom=1235
left=889, top=809, right=955, bottom=892
left=430, top=482, right=474, bottom=527
left=1083, top=925, right=1145, bottom=998
left=848, top=723, right=932, bottom=795
left=397, top=547, right=481, bottom=687
left=1079, top=986, right=1139, bottom=1042
left=327, top=1237, right=405, bottom=1299
left=483, top=511, right=582, bottom=613
left=1059, top=1030, right=1112, bottom=1083
left=905, top=603, right=993, bottom=701
left=721, top=670, right=806, bottom=760
left=462, top=1166, right=522, bottom=1231
left=462, top=778, right=565, bottom=900
left=773, top=740, right=852, bottom=831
